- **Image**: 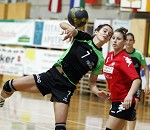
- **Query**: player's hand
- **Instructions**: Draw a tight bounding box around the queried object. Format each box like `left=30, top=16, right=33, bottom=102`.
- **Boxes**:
left=97, top=90, right=110, bottom=100
left=61, top=28, right=76, bottom=42
left=123, top=94, right=133, bottom=109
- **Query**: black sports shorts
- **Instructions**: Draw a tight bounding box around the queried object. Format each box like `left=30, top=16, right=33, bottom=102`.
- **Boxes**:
left=33, top=67, right=76, bottom=104
left=109, top=102, right=136, bottom=121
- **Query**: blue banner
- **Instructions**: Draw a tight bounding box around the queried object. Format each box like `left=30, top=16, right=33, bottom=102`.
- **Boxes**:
left=33, top=21, right=44, bottom=45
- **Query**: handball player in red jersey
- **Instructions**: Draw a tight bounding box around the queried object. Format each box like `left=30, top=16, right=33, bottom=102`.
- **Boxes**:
left=103, top=27, right=141, bottom=130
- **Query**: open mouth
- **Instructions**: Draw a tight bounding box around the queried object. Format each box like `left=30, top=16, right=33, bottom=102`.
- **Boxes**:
left=103, top=35, right=107, bottom=39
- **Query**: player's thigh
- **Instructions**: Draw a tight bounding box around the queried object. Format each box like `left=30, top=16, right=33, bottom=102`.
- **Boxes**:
left=13, top=75, right=39, bottom=92
left=54, top=102, right=69, bottom=123
left=106, top=115, right=126, bottom=130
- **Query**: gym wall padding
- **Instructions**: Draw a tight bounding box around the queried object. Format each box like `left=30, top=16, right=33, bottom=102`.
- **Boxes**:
left=0, top=3, right=7, bottom=20
left=130, top=19, right=149, bottom=56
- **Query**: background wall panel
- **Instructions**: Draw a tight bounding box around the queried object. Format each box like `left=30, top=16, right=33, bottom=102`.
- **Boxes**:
left=130, top=19, right=149, bottom=56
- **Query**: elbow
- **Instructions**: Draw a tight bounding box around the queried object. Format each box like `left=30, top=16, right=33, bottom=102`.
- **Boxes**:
left=136, top=78, right=141, bottom=85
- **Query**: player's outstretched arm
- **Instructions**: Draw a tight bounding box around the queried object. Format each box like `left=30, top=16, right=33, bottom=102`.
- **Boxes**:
left=60, top=22, right=77, bottom=42
left=89, top=73, right=110, bottom=99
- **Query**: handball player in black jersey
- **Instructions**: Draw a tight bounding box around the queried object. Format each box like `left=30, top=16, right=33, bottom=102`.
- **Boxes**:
left=0, top=22, right=113, bottom=130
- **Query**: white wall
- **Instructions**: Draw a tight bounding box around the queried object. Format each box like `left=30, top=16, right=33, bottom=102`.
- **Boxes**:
left=29, top=0, right=130, bottom=21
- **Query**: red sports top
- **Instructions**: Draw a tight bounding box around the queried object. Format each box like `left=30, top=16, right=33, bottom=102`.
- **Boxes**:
left=103, top=50, right=140, bottom=102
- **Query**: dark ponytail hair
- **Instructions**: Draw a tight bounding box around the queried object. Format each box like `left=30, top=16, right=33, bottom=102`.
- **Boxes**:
left=95, top=24, right=113, bottom=32
left=114, top=27, right=128, bottom=40
left=126, top=33, right=135, bottom=41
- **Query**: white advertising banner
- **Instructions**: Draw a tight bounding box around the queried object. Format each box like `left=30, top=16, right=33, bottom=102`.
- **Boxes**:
left=24, top=48, right=64, bottom=75
left=0, top=20, right=71, bottom=49
left=0, top=21, right=35, bottom=46
left=112, top=19, right=130, bottom=31
left=41, top=20, right=70, bottom=49
left=110, top=19, right=130, bottom=52
left=0, top=46, right=25, bottom=76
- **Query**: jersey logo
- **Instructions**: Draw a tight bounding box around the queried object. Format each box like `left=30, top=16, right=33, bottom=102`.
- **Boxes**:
left=81, top=51, right=90, bottom=58
left=117, top=102, right=125, bottom=113
left=86, top=60, right=94, bottom=69
left=123, top=56, right=132, bottom=67
left=134, top=63, right=139, bottom=68
left=103, top=65, right=114, bottom=74
left=36, top=74, right=41, bottom=83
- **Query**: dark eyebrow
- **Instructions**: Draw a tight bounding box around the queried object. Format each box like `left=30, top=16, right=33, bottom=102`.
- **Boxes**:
left=103, top=28, right=112, bottom=36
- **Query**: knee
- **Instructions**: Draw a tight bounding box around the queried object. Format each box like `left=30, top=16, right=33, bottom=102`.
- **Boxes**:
left=3, top=80, right=16, bottom=95
left=55, top=123, right=66, bottom=130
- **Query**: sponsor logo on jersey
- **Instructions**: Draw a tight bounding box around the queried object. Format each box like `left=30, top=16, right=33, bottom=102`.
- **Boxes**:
left=123, top=56, right=132, bottom=67
left=103, top=65, right=114, bottom=74
left=86, top=60, right=94, bottom=69
left=117, top=102, right=125, bottom=113
left=36, top=74, right=41, bottom=83
left=134, top=63, right=139, bottom=68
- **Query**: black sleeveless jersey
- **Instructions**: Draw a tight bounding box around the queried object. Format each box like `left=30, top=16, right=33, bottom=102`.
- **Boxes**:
left=53, top=30, right=104, bottom=85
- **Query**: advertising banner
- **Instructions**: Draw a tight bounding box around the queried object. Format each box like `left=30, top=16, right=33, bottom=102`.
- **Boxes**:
left=0, top=46, right=25, bottom=76
left=0, top=20, right=71, bottom=49
left=0, top=20, right=35, bottom=46
left=24, top=48, right=64, bottom=75
left=41, top=20, right=70, bottom=49
left=111, top=19, right=130, bottom=51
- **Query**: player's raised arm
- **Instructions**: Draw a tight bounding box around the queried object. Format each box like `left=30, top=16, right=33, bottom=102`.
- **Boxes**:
left=60, top=22, right=77, bottom=42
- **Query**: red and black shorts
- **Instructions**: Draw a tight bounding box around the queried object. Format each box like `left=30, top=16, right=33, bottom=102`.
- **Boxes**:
left=33, top=67, right=76, bottom=104
left=109, top=102, right=136, bottom=121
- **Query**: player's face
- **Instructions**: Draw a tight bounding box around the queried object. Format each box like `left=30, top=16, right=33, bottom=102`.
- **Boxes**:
left=111, top=32, right=125, bottom=51
left=125, top=35, right=135, bottom=49
left=95, top=26, right=112, bottom=43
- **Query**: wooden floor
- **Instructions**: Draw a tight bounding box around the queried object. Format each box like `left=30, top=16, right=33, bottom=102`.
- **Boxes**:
left=0, top=89, right=150, bottom=130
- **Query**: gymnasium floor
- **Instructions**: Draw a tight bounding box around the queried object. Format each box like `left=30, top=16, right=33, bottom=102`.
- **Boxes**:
left=0, top=90, right=150, bottom=130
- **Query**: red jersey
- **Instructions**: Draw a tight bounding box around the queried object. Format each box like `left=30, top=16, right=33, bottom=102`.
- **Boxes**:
left=103, top=50, right=140, bottom=102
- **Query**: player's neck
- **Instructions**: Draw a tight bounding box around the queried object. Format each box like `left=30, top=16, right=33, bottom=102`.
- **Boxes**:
left=93, top=38, right=104, bottom=48
left=114, top=48, right=123, bottom=56
left=125, top=47, right=134, bottom=53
